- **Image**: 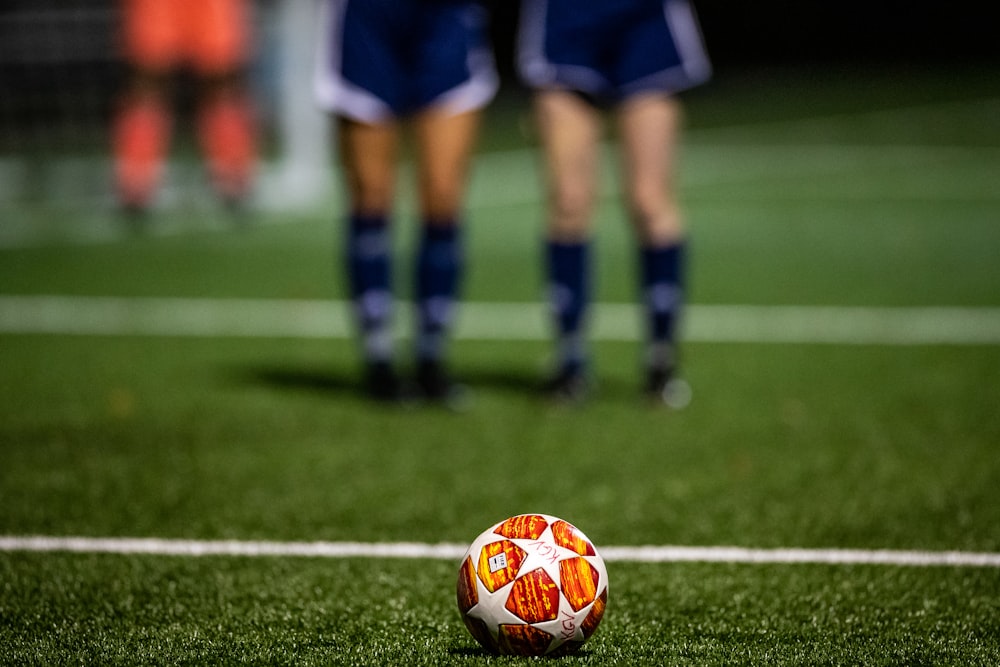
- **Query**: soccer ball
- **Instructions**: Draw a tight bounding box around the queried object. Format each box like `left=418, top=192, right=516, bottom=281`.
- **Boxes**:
left=455, top=513, right=608, bottom=656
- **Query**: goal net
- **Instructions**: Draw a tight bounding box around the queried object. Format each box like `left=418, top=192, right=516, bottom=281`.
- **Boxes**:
left=0, top=0, right=332, bottom=216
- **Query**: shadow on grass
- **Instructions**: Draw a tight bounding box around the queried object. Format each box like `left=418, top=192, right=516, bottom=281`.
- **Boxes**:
left=456, top=366, right=542, bottom=396
left=447, top=646, right=596, bottom=659
left=241, top=365, right=359, bottom=397
left=237, top=363, right=545, bottom=402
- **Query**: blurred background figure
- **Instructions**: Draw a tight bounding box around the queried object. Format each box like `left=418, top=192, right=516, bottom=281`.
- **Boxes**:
left=112, top=0, right=258, bottom=217
left=518, top=0, right=711, bottom=406
left=315, top=0, right=498, bottom=405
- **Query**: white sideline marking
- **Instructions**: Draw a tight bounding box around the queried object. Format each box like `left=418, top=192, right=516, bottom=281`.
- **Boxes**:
left=598, top=545, right=1000, bottom=568
left=3, top=296, right=1000, bottom=345
left=2, top=536, right=999, bottom=568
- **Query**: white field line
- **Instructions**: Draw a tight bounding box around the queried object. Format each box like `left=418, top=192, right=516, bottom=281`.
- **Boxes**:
left=1, top=535, right=999, bottom=568
left=2, top=295, right=1000, bottom=345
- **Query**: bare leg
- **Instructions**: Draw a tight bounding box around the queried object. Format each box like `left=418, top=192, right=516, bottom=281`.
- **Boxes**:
left=412, top=107, right=481, bottom=223
left=408, top=107, right=483, bottom=404
left=338, top=117, right=401, bottom=217
left=533, top=91, right=603, bottom=398
left=618, top=94, right=690, bottom=406
left=338, top=117, right=403, bottom=399
left=617, top=94, right=684, bottom=245
left=534, top=91, right=602, bottom=241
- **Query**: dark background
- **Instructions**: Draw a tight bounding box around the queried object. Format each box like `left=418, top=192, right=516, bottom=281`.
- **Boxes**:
left=0, top=0, right=995, bottom=145
left=0, top=0, right=996, bottom=68
left=489, top=1, right=998, bottom=79
left=683, top=0, right=995, bottom=66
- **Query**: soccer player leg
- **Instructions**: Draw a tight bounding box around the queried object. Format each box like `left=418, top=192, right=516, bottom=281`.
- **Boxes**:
left=339, top=118, right=403, bottom=400
left=196, top=78, right=258, bottom=209
left=188, top=0, right=258, bottom=207
left=113, top=80, right=172, bottom=215
left=114, top=0, right=180, bottom=214
left=619, top=93, right=691, bottom=406
left=413, top=221, right=464, bottom=403
left=638, top=242, right=688, bottom=406
left=411, top=107, right=482, bottom=403
left=544, top=240, right=591, bottom=401
left=534, top=91, right=602, bottom=398
left=409, top=3, right=497, bottom=403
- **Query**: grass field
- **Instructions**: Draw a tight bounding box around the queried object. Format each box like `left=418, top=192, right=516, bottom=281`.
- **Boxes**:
left=2, top=66, right=1000, bottom=664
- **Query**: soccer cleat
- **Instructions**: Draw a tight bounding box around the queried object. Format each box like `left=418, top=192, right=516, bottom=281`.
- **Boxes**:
left=542, top=364, right=590, bottom=404
left=119, top=200, right=150, bottom=231
left=363, top=360, right=406, bottom=403
left=415, top=359, right=469, bottom=410
left=644, top=365, right=692, bottom=409
left=220, top=192, right=255, bottom=229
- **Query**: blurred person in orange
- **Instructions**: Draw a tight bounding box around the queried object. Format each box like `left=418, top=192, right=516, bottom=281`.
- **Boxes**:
left=112, top=0, right=258, bottom=216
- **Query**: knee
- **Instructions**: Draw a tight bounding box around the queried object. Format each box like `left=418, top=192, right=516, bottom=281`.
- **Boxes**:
left=627, top=191, right=683, bottom=244
left=547, top=182, right=593, bottom=237
left=352, top=187, right=394, bottom=217
left=419, top=175, right=464, bottom=222
left=625, top=179, right=669, bottom=222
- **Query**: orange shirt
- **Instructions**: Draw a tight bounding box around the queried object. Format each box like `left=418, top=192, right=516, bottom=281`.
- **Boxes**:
left=120, top=0, right=252, bottom=74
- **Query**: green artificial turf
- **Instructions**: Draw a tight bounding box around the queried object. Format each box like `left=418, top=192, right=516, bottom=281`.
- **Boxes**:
left=1, top=65, right=999, bottom=664
left=2, top=554, right=998, bottom=665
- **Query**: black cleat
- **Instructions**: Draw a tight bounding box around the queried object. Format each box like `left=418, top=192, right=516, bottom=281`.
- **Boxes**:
left=363, top=360, right=406, bottom=403
left=543, top=365, right=590, bottom=404
left=120, top=201, right=151, bottom=232
left=415, top=360, right=469, bottom=410
left=644, top=365, right=691, bottom=409
left=221, top=192, right=254, bottom=228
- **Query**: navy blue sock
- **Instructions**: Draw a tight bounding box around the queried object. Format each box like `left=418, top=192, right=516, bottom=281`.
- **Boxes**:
left=546, top=240, right=589, bottom=372
left=640, top=241, right=685, bottom=368
left=415, top=222, right=462, bottom=362
left=346, top=213, right=393, bottom=361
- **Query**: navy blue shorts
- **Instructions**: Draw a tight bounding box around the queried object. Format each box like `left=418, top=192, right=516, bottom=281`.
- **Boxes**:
left=518, top=0, right=711, bottom=103
left=316, top=0, right=498, bottom=122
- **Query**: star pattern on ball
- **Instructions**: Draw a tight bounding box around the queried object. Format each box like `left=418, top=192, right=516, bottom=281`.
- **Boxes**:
left=456, top=514, right=608, bottom=657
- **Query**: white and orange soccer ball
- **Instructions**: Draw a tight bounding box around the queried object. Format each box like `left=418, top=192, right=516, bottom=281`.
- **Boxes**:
left=455, top=513, right=609, bottom=656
